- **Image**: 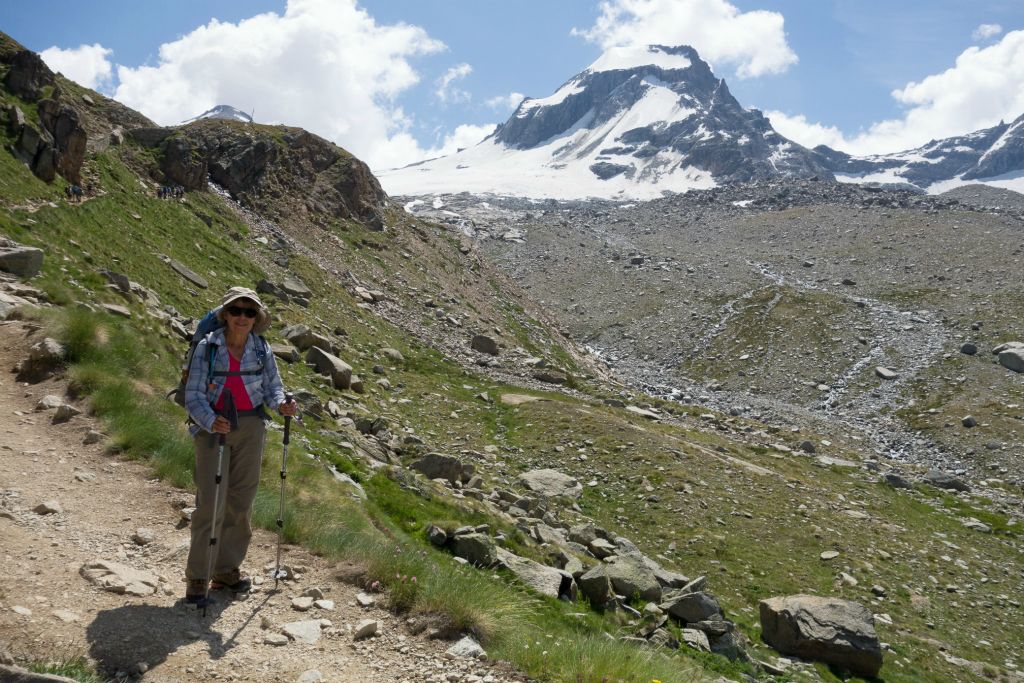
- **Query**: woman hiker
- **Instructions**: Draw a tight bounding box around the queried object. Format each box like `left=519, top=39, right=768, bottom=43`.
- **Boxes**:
left=183, top=286, right=296, bottom=605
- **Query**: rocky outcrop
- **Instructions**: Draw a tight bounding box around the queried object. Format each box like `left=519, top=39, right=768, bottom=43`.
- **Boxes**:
left=2, top=48, right=54, bottom=100
left=759, top=595, right=882, bottom=678
left=160, top=135, right=208, bottom=189
left=38, top=98, right=87, bottom=183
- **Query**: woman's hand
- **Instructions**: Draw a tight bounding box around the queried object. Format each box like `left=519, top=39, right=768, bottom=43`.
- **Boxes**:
left=211, top=415, right=232, bottom=434
left=279, top=400, right=297, bottom=417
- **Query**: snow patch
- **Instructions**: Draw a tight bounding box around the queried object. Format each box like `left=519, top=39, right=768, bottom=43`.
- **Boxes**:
left=587, top=46, right=691, bottom=74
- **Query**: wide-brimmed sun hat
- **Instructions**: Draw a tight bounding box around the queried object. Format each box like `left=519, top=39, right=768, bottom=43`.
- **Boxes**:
left=216, top=286, right=271, bottom=334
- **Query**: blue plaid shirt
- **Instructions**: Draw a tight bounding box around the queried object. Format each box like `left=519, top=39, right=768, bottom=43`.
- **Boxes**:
left=184, top=329, right=286, bottom=436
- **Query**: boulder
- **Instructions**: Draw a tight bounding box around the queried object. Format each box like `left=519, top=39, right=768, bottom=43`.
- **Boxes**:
left=0, top=242, right=44, bottom=279
left=410, top=452, right=472, bottom=484
left=470, top=334, right=499, bottom=356
left=874, top=366, right=898, bottom=380
left=381, top=347, right=405, bottom=363
left=605, top=554, right=662, bottom=602
left=661, top=591, right=723, bottom=623
left=998, top=346, right=1024, bottom=373
left=680, top=628, right=711, bottom=652
left=923, top=469, right=970, bottom=492
left=283, top=324, right=316, bottom=350
left=281, top=276, right=312, bottom=298
left=759, top=595, right=882, bottom=678
left=271, top=343, right=300, bottom=363
left=450, top=533, right=497, bottom=567
left=306, top=346, right=352, bottom=390
left=518, top=469, right=583, bottom=500
left=576, top=564, right=614, bottom=604
left=496, top=548, right=569, bottom=599
left=883, top=472, right=913, bottom=490
left=533, top=369, right=569, bottom=385
left=282, top=619, right=327, bottom=645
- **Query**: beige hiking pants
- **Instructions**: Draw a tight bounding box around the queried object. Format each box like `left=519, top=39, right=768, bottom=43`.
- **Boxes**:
left=185, top=415, right=266, bottom=580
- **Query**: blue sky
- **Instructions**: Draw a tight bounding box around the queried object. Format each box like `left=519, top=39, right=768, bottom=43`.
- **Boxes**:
left=3, top=0, right=1023, bottom=168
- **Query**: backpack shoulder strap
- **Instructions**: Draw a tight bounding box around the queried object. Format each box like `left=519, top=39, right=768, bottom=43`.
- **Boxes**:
left=206, top=340, right=219, bottom=387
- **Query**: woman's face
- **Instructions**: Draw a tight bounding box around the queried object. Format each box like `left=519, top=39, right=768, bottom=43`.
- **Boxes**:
left=224, top=298, right=257, bottom=335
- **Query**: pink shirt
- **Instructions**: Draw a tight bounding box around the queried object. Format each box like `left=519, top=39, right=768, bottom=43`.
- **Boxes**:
left=214, top=352, right=255, bottom=412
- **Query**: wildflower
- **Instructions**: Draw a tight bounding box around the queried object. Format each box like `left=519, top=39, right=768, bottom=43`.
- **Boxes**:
left=410, top=576, right=417, bottom=584
left=370, top=580, right=380, bottom=591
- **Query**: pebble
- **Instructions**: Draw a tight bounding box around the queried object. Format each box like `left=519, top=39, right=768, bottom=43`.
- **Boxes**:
left=353, top=618, right=378, bottom=640
left=264, top=633, right=289, bottom=646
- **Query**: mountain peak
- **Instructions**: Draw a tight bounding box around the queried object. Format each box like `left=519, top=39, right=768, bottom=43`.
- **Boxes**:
left=585, top=44, right=699, bottom=74
left=380, top=44, right=828, bottom=199
left=183, top=104, right=253, bottom=125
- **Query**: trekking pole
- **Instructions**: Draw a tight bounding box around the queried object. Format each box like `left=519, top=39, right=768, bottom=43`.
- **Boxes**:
left=273, top=393, right=294, bottom=588
left=201, top=391, right=237, bottom=617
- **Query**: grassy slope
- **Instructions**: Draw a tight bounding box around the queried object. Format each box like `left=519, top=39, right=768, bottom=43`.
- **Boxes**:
left=2, top=99, right=1022, bottom=683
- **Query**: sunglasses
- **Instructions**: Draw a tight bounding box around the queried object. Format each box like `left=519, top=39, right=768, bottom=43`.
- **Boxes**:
left=225, top=305, right=258, bottom=318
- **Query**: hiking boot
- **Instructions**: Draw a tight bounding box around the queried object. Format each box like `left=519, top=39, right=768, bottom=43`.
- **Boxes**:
left=185, top=579, right=214, bottom=606
left=211, top=569, right=251, bottom=593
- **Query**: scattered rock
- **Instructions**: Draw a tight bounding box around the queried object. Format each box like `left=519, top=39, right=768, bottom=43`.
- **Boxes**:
left=0, top=242, right=44, bottom=279
left=51, top=404, right=81, bottom=424
left=33, top=500, right=62, bottom=515
left=874, top=366, right=898, bottom=380
left=305, top=346, right=352, bottom=390
left=353, top=618, right=378, bottom=640
left=263, top=633, right=289, bottom=646
left=79, top=560, right=159, bottom=596
left=882, top=473, right=913, bottom=490
left=450, top=533, right=497, bottom=567
left=410, top=452, right=472, bottom=484
left=291, top=597, right=314, bottom=611
left=132, top=528, right=156, bottom=545
left=282, top=619, right=327, bottom=645
left=446, top=635, right=487, bottom=660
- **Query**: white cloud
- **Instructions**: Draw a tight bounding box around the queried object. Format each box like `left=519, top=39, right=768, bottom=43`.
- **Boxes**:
left=430, top=123, right=496, bottom=156
left=40, top=43, right=114, bottom=92
left=767, top=30, right=1024, bottom=156
left=112, top=0, right=448, bottom=169
left=435, top=63, right=472, bottom=104
left=972, top=23, right=1003, bottom=41
left=573, top=0, right=797, bottom=78
left=486, top=91, right=525, bottom=112
left=764, top=111, right=850, bottom=150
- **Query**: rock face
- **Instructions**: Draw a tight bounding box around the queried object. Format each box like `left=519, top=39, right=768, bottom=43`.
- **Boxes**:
left=134, top=119, right=387, bottom=229
left=759, top=595, right=883, bottom=678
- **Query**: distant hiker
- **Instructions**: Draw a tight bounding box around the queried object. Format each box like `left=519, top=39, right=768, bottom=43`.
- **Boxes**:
left=183, top=286, right=296, bottom=605
left=71, top=185, right=83, bottom=202
left=64, top=185, right=72, bottom=201
left=157, top=186, right=164, bottom=200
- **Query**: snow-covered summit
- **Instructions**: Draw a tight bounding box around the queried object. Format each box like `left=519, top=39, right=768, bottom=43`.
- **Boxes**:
left=379, top=45, right=829, bottom=200
left=817, top=111, right=1024, bottom=194
left=183, top=105, right=253, bottom=125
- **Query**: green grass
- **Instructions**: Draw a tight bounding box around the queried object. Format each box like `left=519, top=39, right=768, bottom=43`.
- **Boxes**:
left=25, top=655, right=104, bottom=683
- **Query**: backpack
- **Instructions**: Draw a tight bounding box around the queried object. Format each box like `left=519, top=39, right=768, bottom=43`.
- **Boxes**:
left=168, top=308, right=268, bottom=407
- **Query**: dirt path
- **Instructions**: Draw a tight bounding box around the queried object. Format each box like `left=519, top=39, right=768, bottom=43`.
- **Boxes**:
left=0, top=321, right=517, bottom=683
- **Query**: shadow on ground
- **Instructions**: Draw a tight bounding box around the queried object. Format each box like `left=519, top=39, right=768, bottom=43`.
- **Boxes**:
left=85, top=592, right=271, bottom=676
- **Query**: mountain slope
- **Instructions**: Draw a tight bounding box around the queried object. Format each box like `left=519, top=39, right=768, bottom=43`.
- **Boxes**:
left=814, top=112, right=1024, bottom=193
left=380, top=45, right=830, bottom=200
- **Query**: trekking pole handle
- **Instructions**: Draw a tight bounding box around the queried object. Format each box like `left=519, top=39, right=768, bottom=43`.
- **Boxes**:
left=283, top=393, right=293, bottom=446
